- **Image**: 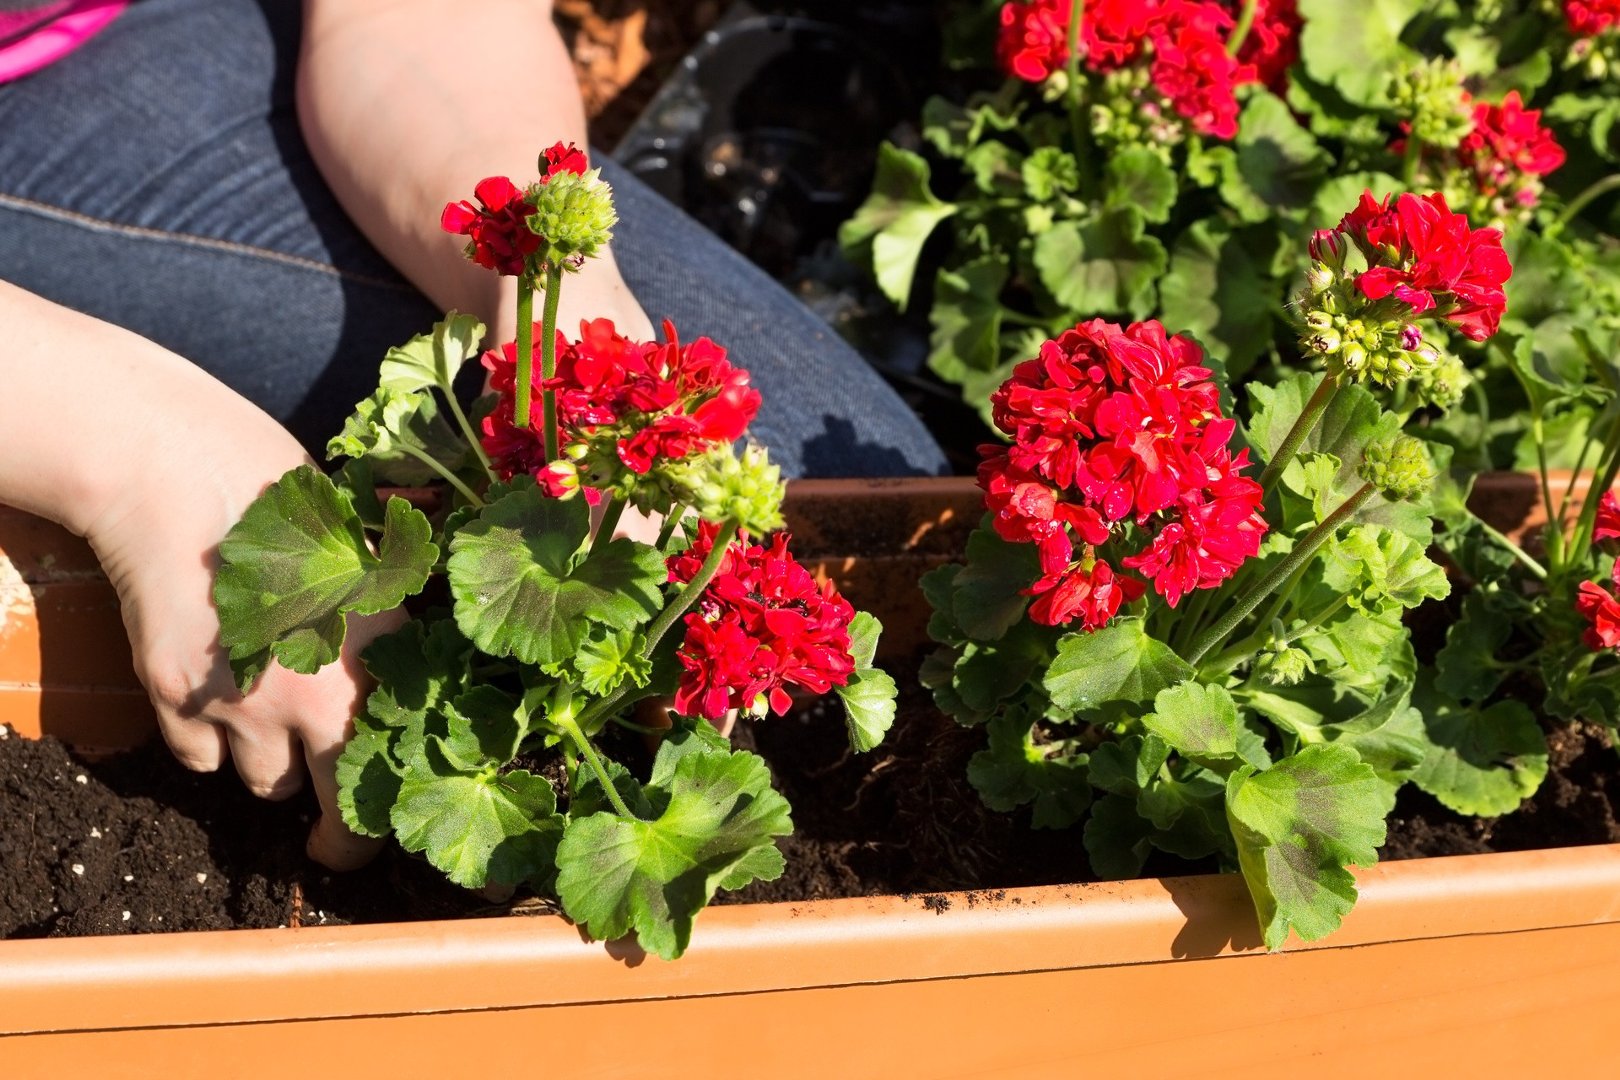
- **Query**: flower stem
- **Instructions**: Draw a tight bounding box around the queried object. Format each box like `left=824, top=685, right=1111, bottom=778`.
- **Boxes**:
left=1479, top=518, right=1549, bottom=580
left=555, top=715, right=636, bottom=820
left=1188, top=483, right=1377, bottom=667
left=1551, top=173, right=1620, bottom=236
left=655, top=508, right=684, bottom=550
left=398, top=444, right=485, bottom=507
left=513, top=277, right=535, bottom=430
left=1226, top=0, right=1258, bottom=56
left=445, top=385, right=496, bottom=482
left=1064, top=0, right=1092, bottom=190
left=1402, top=134, right=1424, bottom=187
left=539, top=264, right=564, bottom=463
left=591, top=495, right=626, bottom=555
left=1258, top=371, right=1340, bottom=493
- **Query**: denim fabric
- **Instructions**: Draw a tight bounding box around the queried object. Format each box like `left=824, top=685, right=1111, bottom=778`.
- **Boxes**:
left=0, top=0, right=948, bottom=477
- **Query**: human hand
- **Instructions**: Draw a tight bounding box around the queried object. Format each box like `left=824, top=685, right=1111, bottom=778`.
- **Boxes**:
left=84, top=374, right=396, bottom=870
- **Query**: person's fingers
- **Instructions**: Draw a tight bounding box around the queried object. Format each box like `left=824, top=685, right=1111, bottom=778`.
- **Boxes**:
left=303, top=729, right=382, bottom=871
left=226, top=725, right=304, bottom=800
left=154, top=711, right=228, bottom=773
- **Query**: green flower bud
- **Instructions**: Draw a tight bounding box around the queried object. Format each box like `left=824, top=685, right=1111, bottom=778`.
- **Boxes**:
left=674, top=443, right=785, bottom=535
left=1389, top=58, right=1473, bottom=149
left=526, top=168, right=617, bottom=269
left=1340, top=342, right=1369, bottom=375
left=1358, top=435, right=1434, bottom=502
left=1305, top=264, right=1336, bottom=294
left=1264, top=646, right=1315, bottom=686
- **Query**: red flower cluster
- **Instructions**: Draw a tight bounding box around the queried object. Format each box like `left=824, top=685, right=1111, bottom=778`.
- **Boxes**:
left=1567, top=0, right=1620, bottom=36
left=1456, top=92, right=1566, bottom=208
left=1578, top=574, right=1620, bottom=651
left=440, top=142, right=589, bottom=276
left=1230, top=0, right=1300, bottom=91
left=995, top=0, right=1281, bottom=140
left=978, top=319, right=1267, bottom=629
left=1596, top=490, right=1620, bottom=542
left=666, top=523, right=856, bottom=720
left=480, top=318, right=761, bottom=491
left=1332, top=191, right=1512, bottom=341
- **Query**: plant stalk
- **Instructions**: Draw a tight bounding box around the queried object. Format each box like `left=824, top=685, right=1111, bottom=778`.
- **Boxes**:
left=1064, top=0, right=1093, bottom=191
left=539, top=264, right=564, bottom=462
left=1550, top=173, right=1620, bottom=237
left=1226, top=0, right=1259, bottom=56
left=513, top=277, right=535, bottom=430
left=398, top=444, right=484, bottom=507
left=1188, top=483, right=1377, bottom=667
left=1401, top=134, right=1424, bottom=187
left=556, top=716, right=636, bottom=820
left=591, top=495, right=626, bottom=555
left=445, top=386, right=496, bottom=481
left=1258, top=371, right=1341, bottom=492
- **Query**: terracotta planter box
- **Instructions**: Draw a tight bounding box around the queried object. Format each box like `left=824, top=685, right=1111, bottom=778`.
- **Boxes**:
left=3, top=477, right=1619, bottom=1075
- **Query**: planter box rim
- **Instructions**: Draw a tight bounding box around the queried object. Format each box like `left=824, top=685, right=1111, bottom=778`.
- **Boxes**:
left=3, top=842, right=1617, bottom=1036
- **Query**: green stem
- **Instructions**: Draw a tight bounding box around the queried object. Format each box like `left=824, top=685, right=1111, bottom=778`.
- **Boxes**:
left=1064, top=0, right=1092, bottom=190
left=1226, top=0, right=1259, bottom=56
left=1188, top=483, right=1376, bottom=667
left=654, top=509, right=683, bottom=550
left=1532, top=411, right=1566, bottom=567
left=1571, top=430, right=1620, bottom=566
left=398, top=444, right=484, bottom=507
left=1478, top=519, right=1548, bottom=580
left=539, top=264, right=564, bottom=463
left=591, top=496, right=626, bottom=555
left=445, top=386, right=496, bottom=481
left=513, top=278, right=535, bottom=430
left=556, top=715, right=635, bottom=820
left=1550, top=173, right=1620, bottom=237
left=1402, top=134, right=1424, bottom=187
left=1258, top=371, right=1341, bottom=493
left=571, top=520, right=742, bottom=734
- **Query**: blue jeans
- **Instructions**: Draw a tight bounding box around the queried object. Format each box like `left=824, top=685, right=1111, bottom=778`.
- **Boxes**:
left=0, top=0, right=946, bottom=478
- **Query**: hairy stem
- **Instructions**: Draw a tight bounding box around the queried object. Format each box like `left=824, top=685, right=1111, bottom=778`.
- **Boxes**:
left=1065, top=0, right=1092, bottom=190
left=1258, top=371, right=1340, bottom=492
left=1551, top=173, right=1620, bottom=236
left=1226, top=0, right=1259, bottom=56
left=445, top=385, right=495, bottom=481
left=1188, top=483, right=1377, bottom=667
left=398, top=444, right=484, bottom=507
left=556, top=716, right=635, bottom=820
left=1478, top=518, right=1548, bottom=580
left=1402, top=134, right=1424, bottom=187
left=513, top=277, right=535, bottom=430
left=591, top=495, right=626, bottom=555
left=539, top=264, right=564, bottom=462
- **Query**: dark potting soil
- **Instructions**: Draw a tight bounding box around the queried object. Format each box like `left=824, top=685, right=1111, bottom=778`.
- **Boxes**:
left=4, top=653, right=1619, bottom=939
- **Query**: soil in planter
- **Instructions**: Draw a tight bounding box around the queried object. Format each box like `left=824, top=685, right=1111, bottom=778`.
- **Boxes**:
left=5, top=653, right=1619, bottom=938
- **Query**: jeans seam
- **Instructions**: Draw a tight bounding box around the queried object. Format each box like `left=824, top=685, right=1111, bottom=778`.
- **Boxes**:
left=0, top=190, right=417, bottom=292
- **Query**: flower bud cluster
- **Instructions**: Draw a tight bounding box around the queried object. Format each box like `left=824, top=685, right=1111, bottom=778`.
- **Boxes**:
left=1388, top=59, right=1474, bottom=149
left=1566, top=2, right=1620, bottom=80
left=1357, top=435, right=1434, bottom=502
left=665, top=443, right=786, bottom=537
left=1089, top=68, right=1186, bottom=155
left=1297, top=257, right=1446, bottom=393
left=525, top=168, right=617, bottom=271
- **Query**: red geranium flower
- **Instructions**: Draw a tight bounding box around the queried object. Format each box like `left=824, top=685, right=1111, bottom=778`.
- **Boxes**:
left=541, top=141, right=589, bottom=178
left=1578, top=579, right=1620, bottom=651
left=1335, top=191, right=1511, bottom=341
left=1148, top=1, right=1254, bottom=140
left=1456, top=92, right=1566, bottom=207
left=440, top=176, right=541, bottom=276
left=667, top=523, right=856, bottom=720
left=1567, top=0, right=1620, bottom=36
left=1027, top=558, right=1145, bottom=629
left=1594, top=490, right=1620, bottom=542
left=1228, top=0, right=1299, bottom=91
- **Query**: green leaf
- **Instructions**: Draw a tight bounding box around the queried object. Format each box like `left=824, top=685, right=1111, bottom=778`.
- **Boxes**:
left=360, top=619, right=475, bottom=752
left=1323, top=685, right=1430, bottom=781
left=1296, top=0, right=1421, bottom=106
left=1084, top=793, right=1155, bottom=878
left=1022, top=146, right=1080, bottom=201
left=1322, top=525, right=1450, bottom=612
left=921, top=92, right=1019, bottom=158
left=335, top=718, right=400, bottom=838
left=1219, top=90, right=1331, bottom=222
left=846, top=611, right=882, bottom=669
left=446, top=485, right=665, bottom=666
left=952, top=520, right=1043, bottom=640
left=1143, top=681, right=1242, bottom=766
left=392, top=739, right=563, bottom=890
left=1088, top=733, right=1171, bottom=798
left=1435, top=590, right=1513, bottom=701
left=967, top=710, right=1090, bottom=827
left=1225, top=743, right=1396, bottom=949
left=1412, top=687, right=1549, bottom=817
left=839, top=667, right=898, bottom=753
left=1045, top=619, right=1193, bottom=713
left=1158, top=219, right=1277, bottom=379
left=554, top=742, right=792, bottom=960
left=215, top=467, right=438, bottom=691
left=1104, top=146, right=1178, bottom=225
left=1032, top=209, right=1167, bottom=319
left=573, top=628, right=653, bottom=697
left=326, top=386, right=470, bottom=486
left=438, top=685, right=525, bottom=766
left=928, top=255, right=1010, bottom=382
left=1139, top=768, right=1230, bottom=859
left=838, top=143, right=957, bottom=309
left=377, top=313, right=485, bottom=395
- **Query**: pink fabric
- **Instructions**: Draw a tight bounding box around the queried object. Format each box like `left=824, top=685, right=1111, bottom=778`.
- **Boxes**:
left=0, top=1, right=129, bottom=83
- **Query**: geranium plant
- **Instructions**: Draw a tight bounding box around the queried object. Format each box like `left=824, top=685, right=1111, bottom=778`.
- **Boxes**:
left=211, top=146, right=897, bottom=960
left=923, top=188, right=1523, bottom=947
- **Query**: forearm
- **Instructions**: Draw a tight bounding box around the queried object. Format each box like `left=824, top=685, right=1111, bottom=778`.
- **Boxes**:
left=0, top=280, right=306, bottom=539
left=296, top=0, right=641, bottom=339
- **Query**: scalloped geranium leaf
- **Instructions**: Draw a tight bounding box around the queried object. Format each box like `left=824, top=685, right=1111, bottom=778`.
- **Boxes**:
left=573, top=628, right=654, bottom=697
left=554, top=743, right=792, bottom=961
left=361, top=619, right=474, bottom=731
left=1297, top=0, right=1422, bottom=107
left=1087, top=733, right=1170, bottom=797
left=930, top=255, right=1011, bottom=384
left=1158, top=219, right=1277, bottom=379
left=378, top=313, right=485, bottom=395
left=953, top=519, right=1044, bottom=641
left=1104, top=146, right=1177, bottom=224
left=1436, top=590, right=1513, bottom=701
left=325, top=386, right=470, bottom=486
left=1084, top=793, right=1155, bottom=879
left=838, top=142, right=958, bottom=309
left=1323, top=525, right=1450, bottom=613
left=335, top=718, right=401, bottom=838
left=1225, top=743, right=1395, bottom=949
left=1219, top=90, right=1331, bottom=222
left=1045, top=618, right=1192, bottom=713
left=439, top=685, right=525, bottom=766
left=839, top=668, right=898, bottom=754
left=1412, top=691, right=1549, bottom=817
left=447, top=484, right=664, bottom=665
left=215, top=466, right=438, bottom=691
left=1032, top=208, right=1166, bottom=318
left=1144, top=680, right=1244, bottom=770
left=391, top=738, right=562, bottom=890
left=967, top=710, right=1090, bottom=827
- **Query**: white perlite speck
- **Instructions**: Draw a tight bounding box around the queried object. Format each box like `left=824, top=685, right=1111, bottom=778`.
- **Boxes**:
left=70, top=864, right=84, bottom=876
left=74, top=774, right=87, bottom=785
left=195, top=872, right=208, bottom=884
left=90, top=827, right=102, bottom=838
left=123, top=874, right=134, bottom=882
left=121, top=911, right=131, bottom=922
